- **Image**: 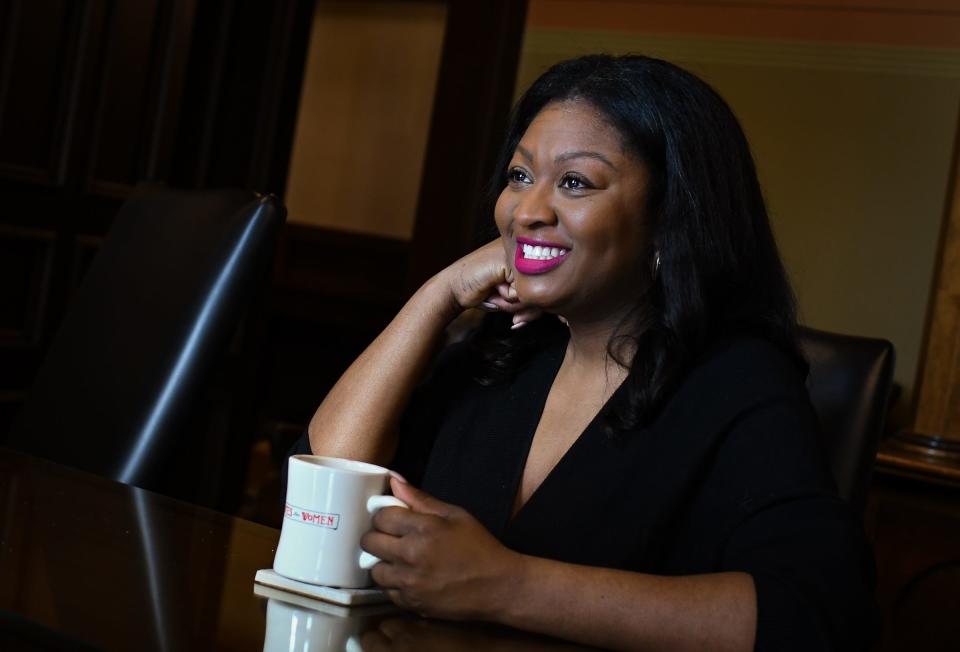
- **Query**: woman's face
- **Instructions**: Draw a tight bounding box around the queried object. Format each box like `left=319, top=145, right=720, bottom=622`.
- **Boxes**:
left=495, top=100, right=652, bottom=322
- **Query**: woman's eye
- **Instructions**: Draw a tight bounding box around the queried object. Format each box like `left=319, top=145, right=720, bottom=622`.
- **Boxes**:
left=560, top=174, right=592, bottom=190
left=507, top=168, right=530, bottom=184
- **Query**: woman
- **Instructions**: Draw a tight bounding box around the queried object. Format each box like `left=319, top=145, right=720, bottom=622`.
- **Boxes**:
left=290, top=55, right=876, bottom=651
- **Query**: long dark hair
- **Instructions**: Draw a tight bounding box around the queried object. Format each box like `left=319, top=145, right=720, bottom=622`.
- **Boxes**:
left=473, top=54, right=802, bottom=431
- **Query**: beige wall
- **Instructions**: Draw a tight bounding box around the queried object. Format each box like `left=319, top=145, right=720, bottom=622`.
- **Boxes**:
left=284, top=1, right=446, bottom=240
left=517, top=16, right=960, bottom=423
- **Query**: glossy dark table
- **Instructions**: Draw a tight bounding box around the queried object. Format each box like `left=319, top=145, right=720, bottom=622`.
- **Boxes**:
left=0, top=447, right=600, bottom=651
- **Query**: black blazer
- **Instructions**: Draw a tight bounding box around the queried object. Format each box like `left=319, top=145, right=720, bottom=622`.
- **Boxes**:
left=291, top=330, right=877, bottom=650
left=391, top=332, right=876, bottom=651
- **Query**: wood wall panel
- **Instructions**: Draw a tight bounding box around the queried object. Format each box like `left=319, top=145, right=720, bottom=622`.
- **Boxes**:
left=86, top=0, right=198, bottom=195
left=527, top=0, right=960, bottom=48
left=0, top=0, right=77, bottom=184
left=86, top=0, right=162, bottom=190
left=406, top=0, right=529, bottom=289
left=913, top=110, right=960, bottom=441
left=0, top=0, right=317, bottom=442
left=0, top=228, right=55, bottom=346
left=168, top=0, right=314, bottom=195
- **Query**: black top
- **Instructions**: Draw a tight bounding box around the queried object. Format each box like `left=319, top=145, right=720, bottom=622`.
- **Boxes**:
left=290, top=330, right=876, bottom=650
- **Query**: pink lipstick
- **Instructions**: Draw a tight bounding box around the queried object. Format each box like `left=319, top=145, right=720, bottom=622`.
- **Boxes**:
left=514, top=237, right=570, bottom=275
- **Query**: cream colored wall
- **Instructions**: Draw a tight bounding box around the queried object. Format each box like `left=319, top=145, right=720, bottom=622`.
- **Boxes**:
left=517, top=30, right=960, bottom=422
left=284, top=1, right=446, bottom=240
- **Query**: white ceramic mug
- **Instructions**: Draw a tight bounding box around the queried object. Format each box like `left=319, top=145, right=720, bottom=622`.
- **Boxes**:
left=274, top=455, right=407, bottom=588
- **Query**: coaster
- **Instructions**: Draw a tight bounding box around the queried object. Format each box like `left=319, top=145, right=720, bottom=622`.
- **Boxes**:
left=253, top=583, right=399, bottom=619
left=254, top=569, right=390, bottom=607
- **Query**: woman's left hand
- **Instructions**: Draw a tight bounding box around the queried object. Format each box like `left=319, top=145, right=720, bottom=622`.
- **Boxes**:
left=361, top=477, right=524, bottom=621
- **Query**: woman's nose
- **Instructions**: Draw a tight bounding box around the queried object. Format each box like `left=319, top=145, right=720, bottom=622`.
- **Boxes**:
left=514, top=186, right=557, bottom=227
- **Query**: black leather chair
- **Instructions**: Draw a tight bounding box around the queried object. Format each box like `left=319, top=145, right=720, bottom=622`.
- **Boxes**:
left=8, top=185, right=286, bottom=506
left=797, top=326, right=895, bottom=515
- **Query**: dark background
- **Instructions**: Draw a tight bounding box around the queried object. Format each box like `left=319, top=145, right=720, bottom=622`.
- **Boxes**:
left=0, top=0, right=526, bottom=461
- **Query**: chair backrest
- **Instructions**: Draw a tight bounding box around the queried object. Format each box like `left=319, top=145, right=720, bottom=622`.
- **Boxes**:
left=797, top=326, right=895, bottom=514
left=7, top=185, right=286, bottom=493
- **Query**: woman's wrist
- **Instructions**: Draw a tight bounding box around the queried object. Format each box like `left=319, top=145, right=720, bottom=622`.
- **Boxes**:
left=482, top=549, right=534, bottom=624
left=420, top=267, right=469, bottom=323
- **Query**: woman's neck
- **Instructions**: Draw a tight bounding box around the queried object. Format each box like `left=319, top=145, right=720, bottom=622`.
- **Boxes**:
left=562, top=308, right=639, bottom=379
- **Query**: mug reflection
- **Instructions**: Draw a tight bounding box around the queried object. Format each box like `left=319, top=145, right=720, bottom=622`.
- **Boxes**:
left=258, top=592, right=605, bottom=652
left=261, top=594, right=386, bottom=652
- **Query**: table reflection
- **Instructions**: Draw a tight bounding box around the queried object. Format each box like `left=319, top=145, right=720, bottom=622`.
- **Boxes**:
left=255, top=585, right=603, bottom=652
left=0, top=448, right=607, bottom=651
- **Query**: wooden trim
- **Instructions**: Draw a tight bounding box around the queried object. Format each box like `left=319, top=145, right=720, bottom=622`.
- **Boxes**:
left=0, top=0, right=20, bottom=137
left=522, top=29, right=960, bottom=78
left=57, top=0, right=101, bottom=188
left=526, top=0, right=960, bottom=48
left=911, top=105, right=960, bottom=440
left=194, top=1, right=233, bottom=189
left=406, top=0, right=529, bottom=290
left=880, top=100, right=960, bottom=484
left=144, top=0, right=197, bottom=181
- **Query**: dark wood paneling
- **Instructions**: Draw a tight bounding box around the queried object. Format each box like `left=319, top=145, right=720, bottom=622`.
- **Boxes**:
left=406, top=0, right=529, bottom=289
left=169, top=0, right=314, bottom=195
left=86, top=0, right=196, bottom=194
left=263, top=225, right=409, bottom=425
left=86, top=0, right=162, bottom=189
left=0, top=1, right=317, bottom=446
left=0, top=227, right=55, bottom=345
left=869, top=475, right=960, bottom=651
left=0, top=0, right=77, bottom=184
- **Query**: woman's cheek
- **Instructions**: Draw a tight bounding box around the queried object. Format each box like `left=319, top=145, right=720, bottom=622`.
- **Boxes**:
left=494, top=190, right=513, bottom=236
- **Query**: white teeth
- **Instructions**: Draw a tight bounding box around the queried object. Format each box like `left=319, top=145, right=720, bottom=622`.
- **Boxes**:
left=520, top=243, right=568, bottom=260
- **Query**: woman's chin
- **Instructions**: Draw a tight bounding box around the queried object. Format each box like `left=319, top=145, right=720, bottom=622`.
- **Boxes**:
left=514, top=290, right=561, bottom=314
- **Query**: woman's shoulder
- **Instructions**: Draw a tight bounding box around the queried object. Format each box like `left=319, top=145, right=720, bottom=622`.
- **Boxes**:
left=653, top=335, right=811, bottom=432
left=691, top=335, right=807, bottom=396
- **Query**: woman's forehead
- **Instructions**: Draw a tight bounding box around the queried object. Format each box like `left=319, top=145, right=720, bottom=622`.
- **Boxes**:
left=516, top=100, right=632, bottom=161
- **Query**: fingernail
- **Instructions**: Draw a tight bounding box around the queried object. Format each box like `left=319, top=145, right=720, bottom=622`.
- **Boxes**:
left=389, top=470, right=408, bottom=484
left=510, top=321, right=528, bottom=330
left=481, top=301, right=499, bottom=310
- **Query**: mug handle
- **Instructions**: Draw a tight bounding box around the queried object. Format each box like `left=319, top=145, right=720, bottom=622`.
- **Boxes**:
left=358, top=495, right=409, bottom=570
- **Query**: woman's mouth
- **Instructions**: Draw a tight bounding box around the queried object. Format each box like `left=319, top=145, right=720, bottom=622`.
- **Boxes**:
left=514, top=238, right=570, bottom=275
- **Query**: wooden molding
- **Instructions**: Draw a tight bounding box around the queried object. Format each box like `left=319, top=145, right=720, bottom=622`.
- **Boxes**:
left=526, top=0, right=960, bottom=49
left=522, top=28, right=960, bottom=78
left=912, top=107, right=960, bottom=440
left=880, top=100, right=960, bottom=483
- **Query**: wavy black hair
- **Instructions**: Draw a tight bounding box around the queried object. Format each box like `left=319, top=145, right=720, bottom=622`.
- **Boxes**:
left=472, top=54, right=803, bottom=432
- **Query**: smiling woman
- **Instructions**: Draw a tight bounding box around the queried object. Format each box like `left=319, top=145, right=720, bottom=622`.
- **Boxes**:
left=496, top=101, right=652, bottom=324
left=291, top=54, right=876, bottom=652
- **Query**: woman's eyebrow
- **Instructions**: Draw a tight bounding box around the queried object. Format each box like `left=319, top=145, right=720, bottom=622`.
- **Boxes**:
left=556, top=150, right=617, bottom=170
left=514, top=145, right=618, bottom=171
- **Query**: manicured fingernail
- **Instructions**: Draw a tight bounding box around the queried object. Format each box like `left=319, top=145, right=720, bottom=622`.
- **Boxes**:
left=510, top=321, right=528, bottom=330
left=481, top=301, right=499, bottom=310
left=389, top=470, right=408, bottom=483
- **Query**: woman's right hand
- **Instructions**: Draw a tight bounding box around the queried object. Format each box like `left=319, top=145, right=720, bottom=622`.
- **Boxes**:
left=439, top=239, right=541, bottom=327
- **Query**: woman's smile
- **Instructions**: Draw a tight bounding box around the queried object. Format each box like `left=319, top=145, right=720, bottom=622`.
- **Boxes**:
left=515, top=236, right=570, bottom=274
